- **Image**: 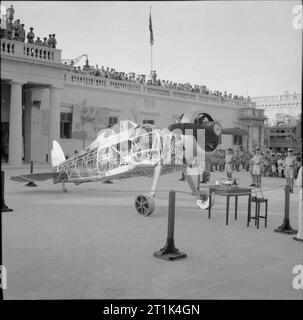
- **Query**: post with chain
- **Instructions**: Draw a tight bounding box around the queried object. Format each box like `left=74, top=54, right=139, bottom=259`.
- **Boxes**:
left=274, top=184, right=297, bottom=234
left=154, top=190, right=187, bottom=260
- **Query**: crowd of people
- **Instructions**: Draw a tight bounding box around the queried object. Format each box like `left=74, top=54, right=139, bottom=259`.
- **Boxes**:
left=72, top=62, right=251, bottom=102
left=0, top=5, right=57, bottom=48
left=209, top=147, right=301, bottom=192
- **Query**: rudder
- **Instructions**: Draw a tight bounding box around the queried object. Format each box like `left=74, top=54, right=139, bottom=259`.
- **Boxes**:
left=51, top=140, right=65, bottom=167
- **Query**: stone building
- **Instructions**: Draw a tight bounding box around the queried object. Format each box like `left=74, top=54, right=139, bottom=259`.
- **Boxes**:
left=1, top=26, right=266, bottom=165
left=252, top=91, right=301, bottom=126
left=266, top=115, right=302, bottom=154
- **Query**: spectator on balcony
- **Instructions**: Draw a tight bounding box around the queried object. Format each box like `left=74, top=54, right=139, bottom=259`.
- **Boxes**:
left=27, top=27, right=35, bottom=44
left=34, top=36, right=43, bottom=46
left=5, top=17, right=13, bottom=40
left=13, top=19, right=21, bottom=40
left=51, top=34, right=57, bottom=48
left=6, top=5, right=14, bottom=24
left=19, top=24, right=25, bottom=42
left=47, top=34, right=52, bottom=47
left=42, top=37, right=48, bottom=46
left=152, top=70, right=157, bottom=83
left=94, top=65, right=100, bottom=76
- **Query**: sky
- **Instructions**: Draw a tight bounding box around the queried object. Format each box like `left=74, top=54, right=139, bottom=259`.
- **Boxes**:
left=2, top=1, right=302, bottom=97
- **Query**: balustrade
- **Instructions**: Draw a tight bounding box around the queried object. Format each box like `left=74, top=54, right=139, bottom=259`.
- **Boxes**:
left=1, top=38, right=61, bottom=62
left=1, top=39, right=15, bottom=55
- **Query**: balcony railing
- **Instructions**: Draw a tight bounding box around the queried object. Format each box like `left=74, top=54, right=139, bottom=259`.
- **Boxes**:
left=1, top=38, right=62, bottom=63
left=64, top=71, right=256, bottom=108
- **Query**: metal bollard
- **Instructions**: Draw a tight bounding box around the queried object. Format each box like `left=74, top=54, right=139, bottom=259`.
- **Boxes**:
left=1, top=171, right=13, bottom=212
left=25, top=161, right=37, bottom=187
left=154, top=190, right=187, bottom=260
left=274, top=184, right=297, bottom=234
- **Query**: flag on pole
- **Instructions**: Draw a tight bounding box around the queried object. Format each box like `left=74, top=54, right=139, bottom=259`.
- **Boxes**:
left=149, top=11, right=154, bottom=46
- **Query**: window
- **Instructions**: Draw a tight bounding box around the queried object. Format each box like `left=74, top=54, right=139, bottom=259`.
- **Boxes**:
left=60, top=112, right=72, bottom=139
left=233, top=135, right=243, bottom=145
left=143, top=119, right=155, bottom=125
left=108, top=116, right=118, bottom=128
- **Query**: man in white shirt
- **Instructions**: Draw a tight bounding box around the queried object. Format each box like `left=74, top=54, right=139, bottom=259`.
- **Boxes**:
left=285, top=148, right=297, bottom=193
left=250, top=147, right=263, bottom=187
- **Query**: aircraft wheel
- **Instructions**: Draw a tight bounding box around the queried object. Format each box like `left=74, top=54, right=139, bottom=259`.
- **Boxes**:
left=135, top=194, right=155, bottom=216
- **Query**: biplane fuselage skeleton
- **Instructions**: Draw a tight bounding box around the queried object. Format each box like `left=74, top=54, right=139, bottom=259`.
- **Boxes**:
left=11, top=111, right=242, bottom=216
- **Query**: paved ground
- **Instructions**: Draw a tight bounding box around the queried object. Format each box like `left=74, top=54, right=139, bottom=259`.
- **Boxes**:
left=2, top=164, right=303, bottom=299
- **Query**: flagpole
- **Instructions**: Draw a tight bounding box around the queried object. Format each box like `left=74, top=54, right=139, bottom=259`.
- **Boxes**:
left=149, top=6, right=153, bottom=76
left=151, top=41, right=153, bottom=74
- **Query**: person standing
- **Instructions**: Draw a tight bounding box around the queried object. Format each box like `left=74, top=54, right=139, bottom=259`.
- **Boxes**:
left=240, top=148, right=245, bottom=169
left=27, top=27, right=34, bottom=43
left=277, top=154, right=284, bottom=178
left=245, top=151, right=251, bottom=172
left=250, top=147, right=263, bottom=187
left=263, top=150, right=271, bottom=177
left=42, top=37, right=48, bottom=46
left=213, top=149, right=219, bottom=171
left=234, top=150, right=240, bottom=171
left=19, top=24, right=25, bottom=42
left=293, top=166, right=303, bottom=241
left=34, top=36, right=42, bottom=45
left=285, top=148, right=297, bottom=193
left=225, top=148, right=233, bottom=179
left=219, top=149, right=225, bottom=171
left=6, top=5, right=14, bottom=23
left=47, top=34, right=52, bottom=47
left=13, top=19, right=21, bottom=40
left=271, top=153, right=277, bottom=177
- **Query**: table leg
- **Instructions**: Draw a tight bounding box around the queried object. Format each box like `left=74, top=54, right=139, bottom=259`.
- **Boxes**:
left=247, top=194, right=251, bottom=227
left=255, top=199, right=258, bottom=225
left=265, top=200, right=268, bottom=228
left=257, top=202, right=260, bottom=229
left=226, top=196, right=230, bottom=226
left=208, top=193, right=212, bottom=219
left=235, top=195, right=238, bottom=220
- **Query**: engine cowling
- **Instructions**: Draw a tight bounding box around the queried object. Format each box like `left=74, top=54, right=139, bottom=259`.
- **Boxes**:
left=169, top=112, right=222, bottom=152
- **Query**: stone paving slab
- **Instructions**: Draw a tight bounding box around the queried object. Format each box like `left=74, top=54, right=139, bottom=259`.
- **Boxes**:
left=2, top=167, right=302, bottom=299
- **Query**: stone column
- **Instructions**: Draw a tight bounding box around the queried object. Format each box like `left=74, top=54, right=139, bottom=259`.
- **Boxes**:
left=8, top=81, right=24, bottom=166
left=260, top=126, right=265, bottom=149
left=248, top=125, right=253, bottom=153
left=48, top=87, right=61, bottom=160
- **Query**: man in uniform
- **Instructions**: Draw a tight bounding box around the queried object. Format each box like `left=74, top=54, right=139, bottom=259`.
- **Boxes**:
left=51, top=34, right=57, bottom=48
left=19, top=24, right=25, bottom=42
left=250, top=147, right=263, bottom=187
left=47, top=34, right=52, bottom=47
left=5, top=15, right=13, bottom=39
left=213, top=149, right=219, bottom=171
left=13, top=18, right=20, bottom=40
left=225, top=148, right=234, bottom=179
left=219, top=149, right=225, bottom=171
left=27, top=27, right=34, bottom=43
left=234, top=150, right=240, bottom=171
left=285, top=148, right=297, bottom=193
left=239, top=148, right=245, bottom=169
left=42, top=37, right=48, bottom=46
left=34, top=36, right=42, bottom=45
left=6, top=5, right=14, bottom=24
left=263, top=150, right=271, bottom=177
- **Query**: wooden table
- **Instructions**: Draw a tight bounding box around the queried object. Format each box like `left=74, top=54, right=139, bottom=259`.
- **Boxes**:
left=208, top=185, right=252, bottom=225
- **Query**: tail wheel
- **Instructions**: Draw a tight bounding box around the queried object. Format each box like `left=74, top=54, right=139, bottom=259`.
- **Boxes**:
left=135, top=194, right=155, bottom=216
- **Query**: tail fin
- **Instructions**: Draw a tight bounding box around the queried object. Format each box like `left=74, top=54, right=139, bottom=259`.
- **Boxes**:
left=51, top=140, right=66, bottom=167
